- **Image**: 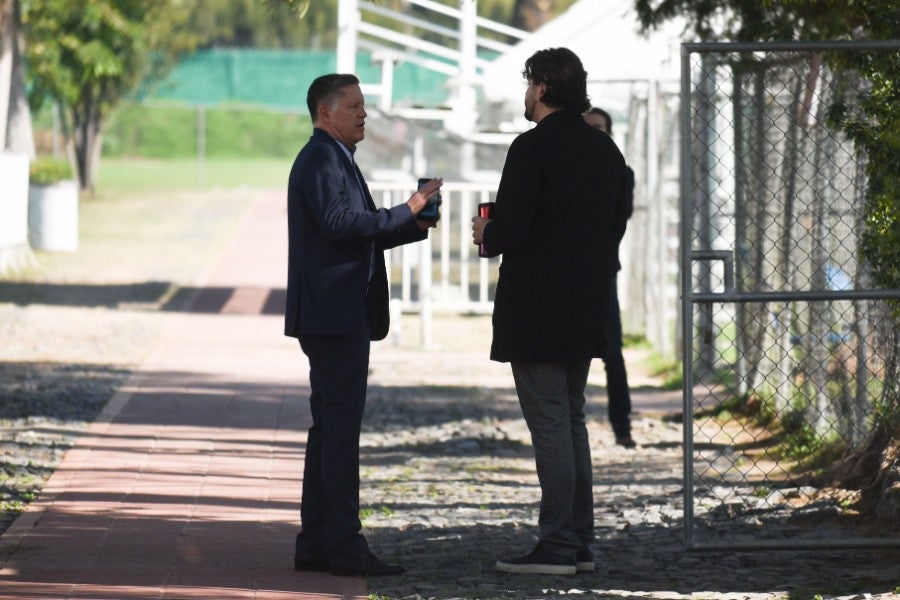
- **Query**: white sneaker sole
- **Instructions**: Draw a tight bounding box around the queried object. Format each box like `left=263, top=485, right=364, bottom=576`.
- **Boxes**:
left=495, top=560, right=576, bottom=575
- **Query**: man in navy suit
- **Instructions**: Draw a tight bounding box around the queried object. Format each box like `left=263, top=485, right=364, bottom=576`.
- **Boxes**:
left=285, top=73, right=441, bottom=577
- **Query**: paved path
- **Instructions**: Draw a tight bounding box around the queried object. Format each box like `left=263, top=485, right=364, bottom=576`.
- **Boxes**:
left=2, top=190, right=896, bottom=600
left=0, top=191, right=364, bottom=599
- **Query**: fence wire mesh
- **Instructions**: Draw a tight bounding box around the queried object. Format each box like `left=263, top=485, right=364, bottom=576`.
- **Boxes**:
left=680, top=41, right=900, bottom=550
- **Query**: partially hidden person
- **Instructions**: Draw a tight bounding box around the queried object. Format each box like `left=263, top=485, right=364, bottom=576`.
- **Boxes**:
left=583, top=106, right=637, bottom=449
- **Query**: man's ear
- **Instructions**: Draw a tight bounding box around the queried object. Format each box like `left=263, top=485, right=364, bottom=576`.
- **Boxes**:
left=317, top=103, right=330, bottom=124
left=536, top=81, right=547, bottom=104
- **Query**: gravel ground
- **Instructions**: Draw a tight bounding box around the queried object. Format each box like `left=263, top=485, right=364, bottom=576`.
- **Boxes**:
left=354, top=379, right=900, bottom=600
left=1, top=188, right=898, bottom=600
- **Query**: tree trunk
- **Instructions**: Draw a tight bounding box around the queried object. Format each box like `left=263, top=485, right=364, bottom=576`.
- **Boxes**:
left=850, top=157, right=872, bottom=446
left=739, top=64, right=769, bottom=397
left=806, top=67, right=837, bottom=435
left=0, top=0, right=13, bottom=150
left=70, top=84, right=103, bottom=192
left=693, top=55, right=717, bottom=381
left=771, top=68, right=804, bottom=416
left=6, top=0, right=33, bottom=157
left=732, top=67, right=749, bottom=397
left=512, top=0, right=555, bottom=32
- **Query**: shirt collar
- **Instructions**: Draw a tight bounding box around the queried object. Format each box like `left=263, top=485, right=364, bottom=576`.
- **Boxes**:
left=316, top=127, right=356, bottom=161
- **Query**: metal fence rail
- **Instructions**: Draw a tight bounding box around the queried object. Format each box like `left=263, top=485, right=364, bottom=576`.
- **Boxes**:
left=369, top=180, right=499, bottom=346
left=680, top=41, right=900, bottom=550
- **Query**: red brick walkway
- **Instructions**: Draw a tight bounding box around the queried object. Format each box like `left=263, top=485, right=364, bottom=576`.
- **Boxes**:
left=0, top=191, right=364, bottom=599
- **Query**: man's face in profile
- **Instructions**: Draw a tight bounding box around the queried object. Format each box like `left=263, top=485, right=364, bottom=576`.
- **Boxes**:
left=523, top=78, right=542, bottom=122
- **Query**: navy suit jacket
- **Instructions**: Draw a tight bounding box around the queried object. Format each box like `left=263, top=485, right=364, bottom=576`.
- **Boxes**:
left=284, top=129, right=426, bottom=341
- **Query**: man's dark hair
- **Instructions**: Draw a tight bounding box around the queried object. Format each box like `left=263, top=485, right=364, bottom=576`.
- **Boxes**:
left=587, top=107, right=613, bottom=134
left=522, top=48, right=590, bottom=113
left=306, top=73, right=360, bottom=123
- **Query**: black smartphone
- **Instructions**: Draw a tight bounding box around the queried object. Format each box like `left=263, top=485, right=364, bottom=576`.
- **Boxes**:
left=416, top=178, right=441, bottom=221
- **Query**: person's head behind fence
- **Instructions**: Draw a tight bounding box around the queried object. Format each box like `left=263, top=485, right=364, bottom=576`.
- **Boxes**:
left=585, top=107, right=613, bottom=135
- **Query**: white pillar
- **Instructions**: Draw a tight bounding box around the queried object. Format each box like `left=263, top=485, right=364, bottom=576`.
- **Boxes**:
left=0, top=152, right=33, bottom=273
left=377, top=55, right=394, bottom=111
left=337, top=0, right=358, bottom=74
left=446, top=0, right=477, bottom=137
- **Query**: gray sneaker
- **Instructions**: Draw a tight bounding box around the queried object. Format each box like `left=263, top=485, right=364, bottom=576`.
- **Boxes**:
left=496, top=545, right=576, bottom=575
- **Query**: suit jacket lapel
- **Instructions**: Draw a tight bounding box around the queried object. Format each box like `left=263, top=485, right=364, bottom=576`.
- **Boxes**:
left=352, top=162, right=377, bottom=211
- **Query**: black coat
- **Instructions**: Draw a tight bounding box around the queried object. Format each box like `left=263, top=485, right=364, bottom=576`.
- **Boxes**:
left=483, top=110, right=627, bottom=362
left=284, top=129, right=426, bottom=341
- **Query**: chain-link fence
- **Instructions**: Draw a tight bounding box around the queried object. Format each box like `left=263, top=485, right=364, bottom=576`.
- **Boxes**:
left=681, top=41, right=900, bottom=550
left=585, top=79, right=682, bottom=361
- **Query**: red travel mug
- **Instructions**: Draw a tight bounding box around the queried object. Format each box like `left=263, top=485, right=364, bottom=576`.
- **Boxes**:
left=477, top=202, right=496, bottom=258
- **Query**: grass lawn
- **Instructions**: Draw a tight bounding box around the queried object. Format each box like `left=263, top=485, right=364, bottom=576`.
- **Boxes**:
left=13, top=158, right=275, bottom=286
left=97, top=157, right=291, bottom=192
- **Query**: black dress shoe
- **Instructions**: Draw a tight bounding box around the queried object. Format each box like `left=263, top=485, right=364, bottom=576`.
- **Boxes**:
left=294, top=552, right=329, bottom=572
left=615, top=435, right=637, bottom=449
left=330, top=551, right=405, bottom=577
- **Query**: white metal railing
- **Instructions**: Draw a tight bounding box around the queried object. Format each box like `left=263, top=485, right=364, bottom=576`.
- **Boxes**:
left=368, top=179, right=500, bottom=346
left=338, top=0, right=530, bottom=136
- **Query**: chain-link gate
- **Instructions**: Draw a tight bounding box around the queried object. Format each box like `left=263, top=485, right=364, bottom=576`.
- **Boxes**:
left=680, top=41, right=900, bottom=550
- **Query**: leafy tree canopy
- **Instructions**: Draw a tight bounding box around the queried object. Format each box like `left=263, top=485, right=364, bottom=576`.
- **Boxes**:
left=636, top=0, right=897, bottom=42
left=22, top=0, right=198, bottom=189
left=636, top=0, right=899, bottom=297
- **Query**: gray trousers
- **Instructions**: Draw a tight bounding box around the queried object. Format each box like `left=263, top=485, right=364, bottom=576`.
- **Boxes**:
left=511, top=360, right=594, bottom=558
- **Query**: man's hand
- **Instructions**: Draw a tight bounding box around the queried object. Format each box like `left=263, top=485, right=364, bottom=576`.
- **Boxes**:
left=407, top=177, right=442, bottom=215
left=472, top=216, right=490, bottom=244
left=408, top=177, right=442, bottom=229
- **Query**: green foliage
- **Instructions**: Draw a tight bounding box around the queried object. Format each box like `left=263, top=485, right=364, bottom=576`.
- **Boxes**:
left=193, top=0, right=328, bottom=49
left=780, top=424, right=847, bottom=473
left=103, top=104, right=198, bottom=158
left=102, top=102, right=313, bottom=158
left=206, top=109, right=312, bottom=157
left=22, top=0, right=197, bottom=111
left=828, top=47, right=900, bottom=321
left=635, top=0, right=885, bottom=42
left=29, top=157, right=74, bottom=185
left=21, top=0, right=199, bottom=188
left=97, top=158, right=292, bottom=191
left=636, top=0, right=900, bottom=447
left=644, top=354, right=682, bottom=390
left=206, top=0, right=581, bottom=50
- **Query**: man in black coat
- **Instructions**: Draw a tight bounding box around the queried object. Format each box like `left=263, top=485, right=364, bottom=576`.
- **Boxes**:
left=472, top=48, right=627, bottom=575
left=285, top=73, right=441, bottom=577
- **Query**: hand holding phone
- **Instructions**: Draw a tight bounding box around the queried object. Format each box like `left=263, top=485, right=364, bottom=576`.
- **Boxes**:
left=416, top=177, right=442, bottom=221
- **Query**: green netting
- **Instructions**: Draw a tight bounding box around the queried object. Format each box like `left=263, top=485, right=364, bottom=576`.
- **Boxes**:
left=147, top=49, right=452, bottom=110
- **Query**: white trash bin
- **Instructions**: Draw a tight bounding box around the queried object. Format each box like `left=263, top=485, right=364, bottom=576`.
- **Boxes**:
left=28, top=180, right=79, bottom=252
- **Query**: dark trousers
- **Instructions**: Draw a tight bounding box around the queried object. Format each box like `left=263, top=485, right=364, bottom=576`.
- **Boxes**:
left=510, top=360, right=593, bottom=558
left=296, top=327, right=370, bottom=561
left=604, top=275, right=632, bottom=438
